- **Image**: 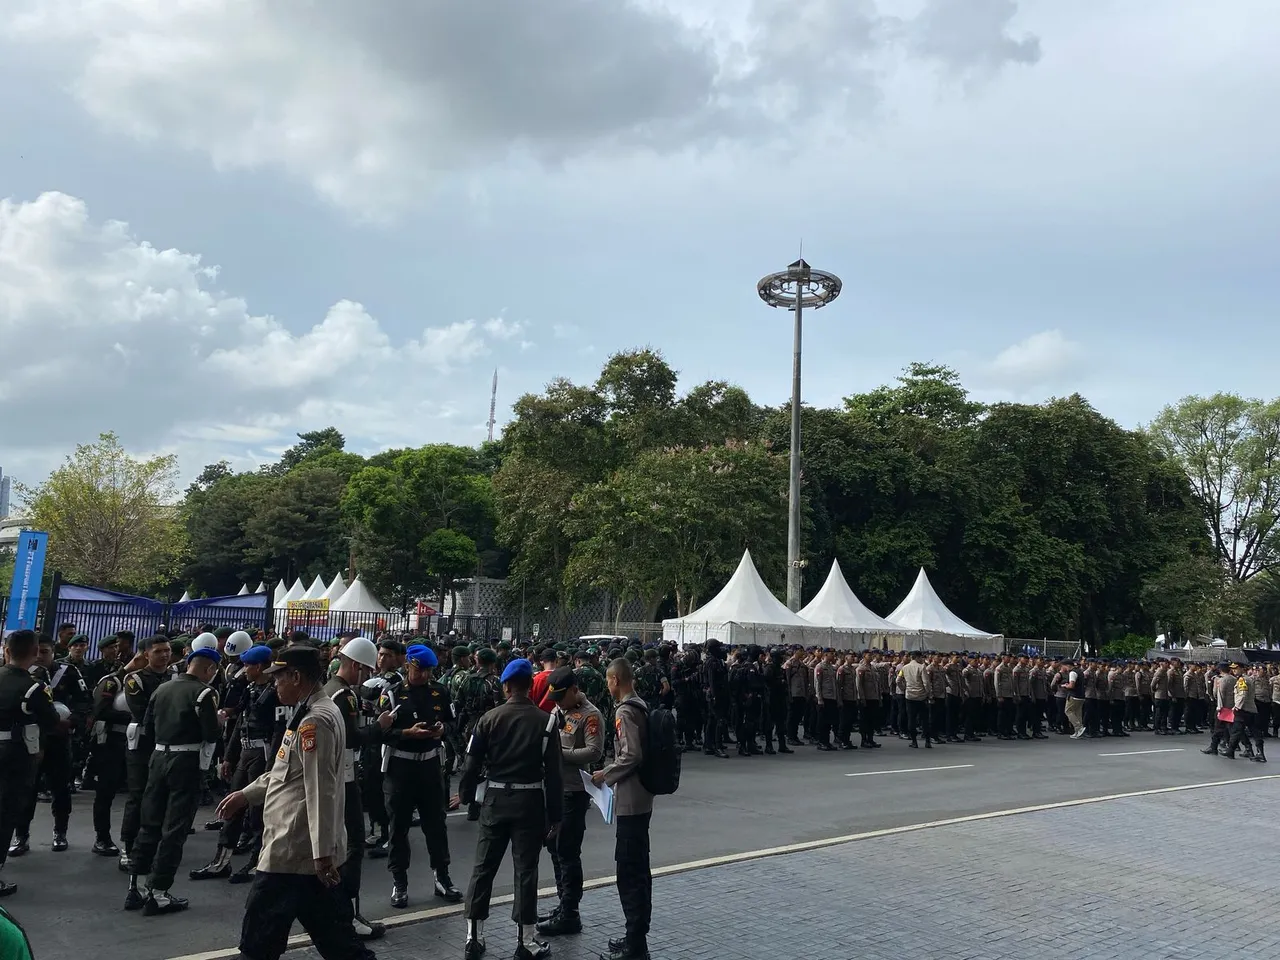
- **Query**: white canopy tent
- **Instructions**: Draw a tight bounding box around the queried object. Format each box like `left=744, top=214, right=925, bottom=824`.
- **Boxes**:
left=799, top=560, right=909, bottom=650
left=178, top=590, right=192, bottom=603
left=302, top=575, right=327, bottom=601
left=236, top=584, right=250, bottom=596
left=886, top=568, right=1002, bottom=653
left=273, top=581, right=289, bottom=607
left=662, top=550, right=856, bottom=648
left=331, top=576, right=388, bottom=614
left=322, top=573, right=348, bottom=605
left=255, top=581, right=269, bottom=595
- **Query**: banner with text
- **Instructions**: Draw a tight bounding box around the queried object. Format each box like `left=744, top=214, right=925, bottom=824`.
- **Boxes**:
left=4, top=530, right=49, bottom=634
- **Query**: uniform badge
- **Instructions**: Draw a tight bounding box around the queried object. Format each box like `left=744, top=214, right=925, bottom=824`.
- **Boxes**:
left=125, top=675, right=141, bottom=694
left=586, top=715, right=600, bottom=736
left=299, top=721, right=317, bottom=753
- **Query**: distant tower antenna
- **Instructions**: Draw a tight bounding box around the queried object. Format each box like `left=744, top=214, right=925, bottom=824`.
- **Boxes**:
left=487, top=368, right=498, bottom=442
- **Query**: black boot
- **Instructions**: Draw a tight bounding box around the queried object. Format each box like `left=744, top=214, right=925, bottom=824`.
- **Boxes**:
left=434, top=870, right=462, bottom=903
left=52, top=831, right=68, bottom=853
left=538, top=909, right=582, bottom=936
left=143, top=889, right=190, bottom=916
left=124, top=877, right=145, bottom=911
left=7, top=835, right=28, bottom=858
left=190, top=846, right=234, bottom=880
left=602, top=936, right=649, bottom=960
left=93, top=837, right=121, bottom=857
left=351, top=897, right=386, bottom=940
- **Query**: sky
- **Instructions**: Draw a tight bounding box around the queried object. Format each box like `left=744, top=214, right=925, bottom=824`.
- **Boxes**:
left=1, top=0, right=1277, bottom=490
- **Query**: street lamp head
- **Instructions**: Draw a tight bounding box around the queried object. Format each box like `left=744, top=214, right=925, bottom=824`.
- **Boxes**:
left=757, top=264, right=842, bottom=312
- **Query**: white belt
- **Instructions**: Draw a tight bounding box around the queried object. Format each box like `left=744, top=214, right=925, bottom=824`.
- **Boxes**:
left=488, top=781, right=541, bottom=790
left=389, top=748, right=438, bottom=761
left=154, top=743, right=201, bottom=753
left=242, top=738, right=268, bottom=748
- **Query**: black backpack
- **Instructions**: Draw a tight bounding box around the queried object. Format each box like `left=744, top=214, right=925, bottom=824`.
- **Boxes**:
left=635, top=702, right=681, bottom=796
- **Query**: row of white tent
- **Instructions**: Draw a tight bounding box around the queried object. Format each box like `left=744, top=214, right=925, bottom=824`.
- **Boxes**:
left=661, top=550, right=1003, bottom=652
left=177, top=575, right=388, bottom=614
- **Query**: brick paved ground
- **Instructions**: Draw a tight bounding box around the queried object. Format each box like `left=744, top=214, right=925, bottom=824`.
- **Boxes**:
left=293, top=778, right=1280, bottom=960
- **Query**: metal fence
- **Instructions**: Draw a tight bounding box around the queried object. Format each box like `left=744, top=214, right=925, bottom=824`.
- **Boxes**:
left=280, top=609, right=522, bottom=644
left=1, top=594, right=271, bottom=658
left=1003, top=638, right=1083, bottom=659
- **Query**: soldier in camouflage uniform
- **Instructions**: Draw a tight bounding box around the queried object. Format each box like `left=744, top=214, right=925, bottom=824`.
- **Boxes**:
left=574, top=648, right=611, bottom=761
left=456, top=649, right=503, bottom=820
left=440, top=646, right=473, bottom=794
left=634, top=649, right=664, bottom=712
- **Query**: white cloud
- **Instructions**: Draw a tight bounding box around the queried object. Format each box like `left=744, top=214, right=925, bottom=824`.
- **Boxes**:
left=2, top=0, right=1041, bottom=217
left=986, top=329, right=1085, bottom=390
left=0, top=192, right=524, bottom=478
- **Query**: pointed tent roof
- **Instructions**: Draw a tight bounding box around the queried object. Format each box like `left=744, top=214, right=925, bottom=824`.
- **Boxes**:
left=669, top=550, right=811, bottom=627
left=322, top=573, right=348, bottom=604
left=282, top=578, right=307, bottom=605
left=236, top=583, right=250, bottom=596
left=178, top=590, right=192, bottom=603
left=886, top=568, right=996, bottom=638
left=799, top=560, right=903, bottom=632
left=302, top=575, right=327, bottom=600
left=330, top=576, right=388, bottom=614
left=273, top=581, right=289, bottom=606
left=255, top=581, right=268, bottom=595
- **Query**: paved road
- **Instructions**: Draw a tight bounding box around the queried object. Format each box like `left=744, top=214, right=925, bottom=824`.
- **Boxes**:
left=300, top=777, right=1280, bottom=960
left=10, top=731, right=1265, bottom=960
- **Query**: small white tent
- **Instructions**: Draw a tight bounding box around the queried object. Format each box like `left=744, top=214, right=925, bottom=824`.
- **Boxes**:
left=886, top=568, right=1001, bottom=653
left=799, top=560, right=907, bottom=649
left=322, top=573, right=348, bottom=605
left=255, top=581, right=269, bottom=595
left=302, top=575, right=327, bottom=601
left=281, top=577, right=306, bottom=607
left=178, top=590, right=192, bottom=603
left=662, top=550, right=836, bottom=648
left=236, top=583, right=250, bottom=596
left=273, top=581, right=289, bottom=607
left=331, top=576, right=388, bottom=614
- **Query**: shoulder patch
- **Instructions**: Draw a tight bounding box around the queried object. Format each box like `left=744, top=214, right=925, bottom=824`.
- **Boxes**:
left=585, top=714, right=600, bottom=737
left=125, top=674, right=142, bottom=694
left=103, top=677, right=119, bottom=694
left=299, top=721, right=317, bottom=753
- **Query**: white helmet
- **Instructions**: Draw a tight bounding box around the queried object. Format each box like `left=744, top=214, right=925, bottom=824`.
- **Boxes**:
left=190, top=632, right=219, bottom=652
left=54, top=702, right=72, bottom=721
left=340, top=636, right=378, bottom=669
left=224, top=631, right=253, bottom=658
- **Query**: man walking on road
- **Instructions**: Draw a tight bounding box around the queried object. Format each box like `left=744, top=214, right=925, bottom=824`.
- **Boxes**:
left=592, top=658, right=655, bottom=960
left=217, top=644, right=376, bottom=960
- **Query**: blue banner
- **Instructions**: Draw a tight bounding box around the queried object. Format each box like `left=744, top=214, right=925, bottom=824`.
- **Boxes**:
left=4, top=530, right=49, bottom=633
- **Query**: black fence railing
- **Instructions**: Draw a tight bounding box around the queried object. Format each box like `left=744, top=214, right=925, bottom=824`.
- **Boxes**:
left=1, top=595, right=271, bottom=658
left=280, top=609, right=521, bottom=644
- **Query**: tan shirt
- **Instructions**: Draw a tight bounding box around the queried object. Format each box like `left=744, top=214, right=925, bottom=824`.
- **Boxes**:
left=241, top=690, right=347, bottom=874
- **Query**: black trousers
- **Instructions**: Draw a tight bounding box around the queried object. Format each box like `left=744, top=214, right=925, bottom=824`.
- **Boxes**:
left=945, top=694, right=961, bottom=738
left=1013, top=697, right=1029, bottom=736
left=964, top=697, right=981, bottom=738
left=764, top=700, right=787, bottom=748
left=676, top=698, right=700, bottom=746
left=340, top=780, right=366, bottom=901
left=859, top=700, right=880, bottom=745
left=816, top=701, right=837, bottom=746
left=20, top=735, right=72, bottom=834
left=360, top=756, right=387, bottom=833
left=547, top=792, right=589, bottom=913
left=1228, top=714, right=1258, bottom=754
left=996, top=699, right=1014, bottom=737
left=238, top=871, right=375, bottom=960
left=219, top=746, right=268, bottom=850
left=930, top=699, right=946, bottom=740
left=1169, top=698, right=1185, bottom=732
left=1109, top=701, right=1125, bottom=737
left=0, top=746, right=37, bottom=870
left=132, top=752, right=202, bottom=891
left=121, top=747, right=153, bottom=850
left=787, top=697, right=807, bottom=739
left=703, top=702, right=727, bottom=750
left=735, top=697, right=759, bottom=747
left=384, top=756, right=451, bottom=882
left=905, top=699, right=930, bottom=744
left=1154, top=699, right=1170, bottom=732
left=92, top=734, right=128, bottom=840
left=838, top=702, right=857, bottom=745
left=615, top=812, right=652, bottom=950
left=1256, top=702, right=1272, bottom=737
left=464, top=791, right=545, bottom=924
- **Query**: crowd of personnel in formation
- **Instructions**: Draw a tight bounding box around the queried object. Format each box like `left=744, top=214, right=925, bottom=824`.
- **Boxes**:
left=2, top=622, right=1277, bottom=958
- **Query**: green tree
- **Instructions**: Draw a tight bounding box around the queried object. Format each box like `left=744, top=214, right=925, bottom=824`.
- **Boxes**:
left=182, top=465, right=274, bottom=596
left=421, top=527, right=480, bottom=610
left=22, top=432, right=187, bottom=591
left=1149, top=393, right=1280, bottom=581
left=243, top=465, right=350, bottom=584
left=266, top=427, right=348, bottom=476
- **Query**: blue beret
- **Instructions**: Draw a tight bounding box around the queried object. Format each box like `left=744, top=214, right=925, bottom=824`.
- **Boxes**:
left=406, top=644, right=438, bottom=669
left=500, top=657, right=534, bottom=683
left=239, top=645, right=273, bottom=666
left=188, top=647, right=222, bottom=665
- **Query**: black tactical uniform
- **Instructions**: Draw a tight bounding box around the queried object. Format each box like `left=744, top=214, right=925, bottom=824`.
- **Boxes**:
left=323, top=672, right=386, bottom=940
left=125, top=668, right=221, bottom=915
left=378, top=667, right=460, bottom=906
left=359, top=669, right=399, bottom=854
left=120, top=665, right=170, bottom=870
left=89, top=669, right=134, bottom=854
left=457, top=658, right=502, bottom=820
left=14, top=656, right=89, bottom=852
left=762, top=650, right=792, bottom=754
left=460, top=667, right=563, bottom=960
left=702, top=643, right=730, bottom=757
left=0, top=660, right=60, bottom=895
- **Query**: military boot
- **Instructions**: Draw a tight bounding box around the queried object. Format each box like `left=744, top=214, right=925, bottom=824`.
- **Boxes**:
left=143, top=889, right=190, bottom=916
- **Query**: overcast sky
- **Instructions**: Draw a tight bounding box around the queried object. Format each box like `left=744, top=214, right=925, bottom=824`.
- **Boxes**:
left=1, top=0, right=1276, bottom=488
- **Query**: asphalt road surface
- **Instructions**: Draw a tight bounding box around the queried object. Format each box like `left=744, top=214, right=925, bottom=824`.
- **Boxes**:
left=10, top=731, right=1257, bottom=960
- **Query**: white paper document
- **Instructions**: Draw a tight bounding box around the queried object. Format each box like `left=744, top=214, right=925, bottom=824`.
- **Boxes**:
left=579, top=769, right=615, bottom=824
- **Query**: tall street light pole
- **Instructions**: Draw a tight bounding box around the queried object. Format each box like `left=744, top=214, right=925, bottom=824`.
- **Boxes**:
left=757, top=259, right=842, bottom=611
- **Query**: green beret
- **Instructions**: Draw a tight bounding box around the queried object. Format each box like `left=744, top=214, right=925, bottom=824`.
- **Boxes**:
left=625, top=649, right=641, bottom=662
left=452, top=647, right=471, bottom=663
left=214, top=627, right=234, bottom=639
left=69, top=633, right=90, bottom=645
left=476, top=648, right=497, bottom=665
left=497, top=642, right=512, bottom=652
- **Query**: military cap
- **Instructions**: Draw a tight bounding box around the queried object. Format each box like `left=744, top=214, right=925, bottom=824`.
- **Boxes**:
left=188, top=646, right=221, bottom=665
left=214, top=627, right=234, bottom=640
left=500, top=658, right=534, bottom=683
left=264, top=645, right=322, bottom=675
left=405, top=644, right=438, bottom=669
left=545, top=665, right=577, bottom=701
left=475, top=648, right=498, bottom=665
